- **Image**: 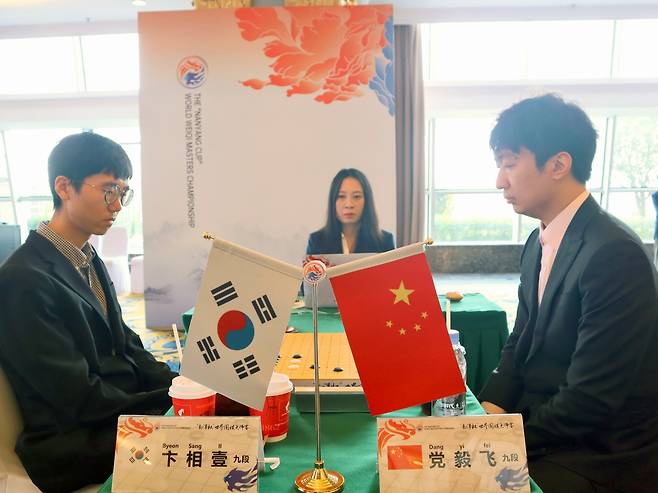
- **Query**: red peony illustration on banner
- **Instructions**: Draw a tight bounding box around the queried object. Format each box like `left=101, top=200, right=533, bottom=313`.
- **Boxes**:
left=235, top=5, right=395, bottom=115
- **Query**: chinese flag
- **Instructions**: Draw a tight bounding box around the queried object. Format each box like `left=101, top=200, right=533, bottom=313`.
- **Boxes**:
left=328, top=246, right=465, bottom=415
left=387, top=445, right=424, bottom=470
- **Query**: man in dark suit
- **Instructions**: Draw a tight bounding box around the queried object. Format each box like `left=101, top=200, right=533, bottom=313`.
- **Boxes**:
left=0, top=133, right=176, bottom=493
left=478, top=94, right=658, bottom=493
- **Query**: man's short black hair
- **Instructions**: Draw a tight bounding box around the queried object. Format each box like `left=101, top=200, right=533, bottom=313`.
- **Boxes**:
left=48, top=132, right=133, bottom=208
left=489, top=94, right=598, bottom=183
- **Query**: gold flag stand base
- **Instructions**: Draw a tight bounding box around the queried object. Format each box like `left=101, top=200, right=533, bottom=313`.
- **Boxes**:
left=294, top=460, right=345, bottom=493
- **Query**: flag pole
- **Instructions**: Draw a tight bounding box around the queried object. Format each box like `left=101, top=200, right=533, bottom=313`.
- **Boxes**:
left=312, top=280, right=322, bottom=460
left=295, top=260, right=344, bottom=493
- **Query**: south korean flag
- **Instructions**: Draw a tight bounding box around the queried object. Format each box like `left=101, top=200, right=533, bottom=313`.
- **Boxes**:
left=182, top=238, right=303, bottom=410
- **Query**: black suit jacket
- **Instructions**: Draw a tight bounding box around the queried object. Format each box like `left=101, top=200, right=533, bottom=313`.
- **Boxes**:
left=479, top=196, right=658, bottom=492
left=0, top=231, right=175, bottom=492
left=306, top=228, right=395, bottom=254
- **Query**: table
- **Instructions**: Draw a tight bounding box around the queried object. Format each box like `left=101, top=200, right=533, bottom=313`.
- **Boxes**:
left=98, top=390, right=542, bottom=492
left=182, top=293, right=509, bottom=395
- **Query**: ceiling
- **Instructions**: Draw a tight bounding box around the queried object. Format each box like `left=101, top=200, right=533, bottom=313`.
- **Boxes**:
left=0, top=0, right=657, bottom=27
left=0, top=0, right=190, bottom=26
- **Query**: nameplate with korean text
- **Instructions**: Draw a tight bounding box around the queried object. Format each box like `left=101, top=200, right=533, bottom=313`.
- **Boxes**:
left=377, top=414, right=529, bottom=492
left=112, top=415, right=260, bottom=493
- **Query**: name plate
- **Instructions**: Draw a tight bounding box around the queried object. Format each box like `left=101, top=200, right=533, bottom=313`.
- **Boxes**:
left=112, top=415, right=260, bottom=493
left=377, top=414, right=529, bottom=493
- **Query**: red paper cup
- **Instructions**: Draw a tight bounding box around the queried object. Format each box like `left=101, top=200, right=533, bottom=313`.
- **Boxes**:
left=250, top=373, right=293, bottom=442
left=171, top=395, right=215, bottom=416
left=169, top=376, right=216, bottom=416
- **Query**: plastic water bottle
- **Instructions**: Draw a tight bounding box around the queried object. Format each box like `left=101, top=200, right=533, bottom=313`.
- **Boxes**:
left=433, top=329, right=467, bottom=416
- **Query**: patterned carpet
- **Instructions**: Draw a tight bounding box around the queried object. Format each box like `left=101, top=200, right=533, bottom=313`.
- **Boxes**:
left=118, top=294, right=181, bottom=373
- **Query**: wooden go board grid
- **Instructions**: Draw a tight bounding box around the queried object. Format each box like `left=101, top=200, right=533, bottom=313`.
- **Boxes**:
left=275, top=332, right=361, bottom=388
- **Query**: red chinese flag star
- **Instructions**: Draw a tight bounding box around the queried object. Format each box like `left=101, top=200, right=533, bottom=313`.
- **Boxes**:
left=387, top=445, right=424, bottom=470
left=328, top=245, right=465, bottom=415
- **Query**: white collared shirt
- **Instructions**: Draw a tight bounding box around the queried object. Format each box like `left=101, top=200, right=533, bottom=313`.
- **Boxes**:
left=538, top=190, right=590, bottom=304
left=341, top=233, right=350, bottom=254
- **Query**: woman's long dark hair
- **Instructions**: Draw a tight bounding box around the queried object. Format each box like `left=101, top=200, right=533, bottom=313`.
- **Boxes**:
left=321, top=168, right=384, bottom=249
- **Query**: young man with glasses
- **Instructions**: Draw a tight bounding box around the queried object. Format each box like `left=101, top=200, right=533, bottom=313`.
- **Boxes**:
left=0, top=132, right=176, bottom=493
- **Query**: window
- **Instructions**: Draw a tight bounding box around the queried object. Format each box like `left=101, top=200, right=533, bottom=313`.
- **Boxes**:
left=81, top=34, right=140, bottom=92
left=0, top=33, right=142, bottom=252
left=605, top=116, right=658, bottom=240
left=4, top=128, right=80, bottom=237
left=0, top=135, right=15, bottom=225
left=613, top=20, right=658, bottom=78
left=1, top=126, right=143, bottom=252
left=426, top=21, right=614, bottom=83
left=423, top=20, right=658, bottom=243
left=427, top=116, right=513, bottom=242
left=0, top=37, right=81, bottom=94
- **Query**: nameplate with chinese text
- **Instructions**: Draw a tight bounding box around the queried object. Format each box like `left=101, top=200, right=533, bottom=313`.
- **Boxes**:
left=377, top=414, right=529, bottom=492
left=112, top=415, right=260, bottom=493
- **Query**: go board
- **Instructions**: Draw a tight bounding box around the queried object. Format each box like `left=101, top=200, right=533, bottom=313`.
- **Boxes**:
left=275, top=333, right=361, bottom=388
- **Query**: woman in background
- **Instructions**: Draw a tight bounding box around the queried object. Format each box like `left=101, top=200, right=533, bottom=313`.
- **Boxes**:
left=306, top=168, right=395, bottom=254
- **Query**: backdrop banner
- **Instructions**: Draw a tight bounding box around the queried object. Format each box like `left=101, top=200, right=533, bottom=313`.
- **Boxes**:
left=139, top=5, right=396, bottom=326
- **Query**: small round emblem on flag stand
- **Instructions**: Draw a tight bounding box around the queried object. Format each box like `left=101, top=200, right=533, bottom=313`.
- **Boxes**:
left=303, top=260, right=326, bottom=285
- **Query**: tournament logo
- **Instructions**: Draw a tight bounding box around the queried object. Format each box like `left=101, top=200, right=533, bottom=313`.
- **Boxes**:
left=495, top=464, right=529, bottom=491
left=117, top=416, right=155, bottom=439
left=224, top=464, right=258, bottom=491
left=177, top=56, right=207, bottom=88
left=303, top=260, right=327, bottom=285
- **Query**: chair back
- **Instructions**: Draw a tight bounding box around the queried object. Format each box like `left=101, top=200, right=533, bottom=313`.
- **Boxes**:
left=0, top=366, right=43, bottom=493
left=0, top=368, right=101, bottom=492
left=0, top=367, right=22, bottom=462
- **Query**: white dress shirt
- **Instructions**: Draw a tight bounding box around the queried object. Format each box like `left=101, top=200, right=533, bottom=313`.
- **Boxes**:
left=538, top=190, right=590, bottom=304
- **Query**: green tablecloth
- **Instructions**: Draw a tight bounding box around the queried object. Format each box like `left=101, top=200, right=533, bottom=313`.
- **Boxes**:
left=98, top=390, right=542, bottom=492
left=182, top=293, right=509, bottom=394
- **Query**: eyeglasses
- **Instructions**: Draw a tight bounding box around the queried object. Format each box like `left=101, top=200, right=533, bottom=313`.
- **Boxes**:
left=78, top=181, right=134, bottom=206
